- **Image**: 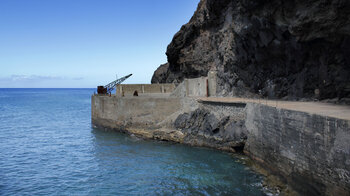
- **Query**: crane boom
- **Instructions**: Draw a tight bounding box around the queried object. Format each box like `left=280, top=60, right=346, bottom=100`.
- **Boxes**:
left=97, top=74, right=132, bottom=94
left=104, top=74, right=132, bottom=94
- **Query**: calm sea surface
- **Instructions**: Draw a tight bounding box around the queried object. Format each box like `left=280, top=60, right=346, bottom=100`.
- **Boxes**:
left=0, top=88, right=265, bottom=195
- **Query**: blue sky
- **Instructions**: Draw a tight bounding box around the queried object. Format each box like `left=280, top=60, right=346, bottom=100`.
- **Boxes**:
left=0, top=0, right=199, bottom=88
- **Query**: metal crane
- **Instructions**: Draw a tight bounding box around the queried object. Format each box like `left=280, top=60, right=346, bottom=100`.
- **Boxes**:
left=97, top=74, right=132, bottom=94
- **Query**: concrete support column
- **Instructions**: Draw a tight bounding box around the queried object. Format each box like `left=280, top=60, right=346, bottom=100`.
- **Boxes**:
left=208, top=70, right=217, bottom=97
left=185, top=79, right=189, bottom=97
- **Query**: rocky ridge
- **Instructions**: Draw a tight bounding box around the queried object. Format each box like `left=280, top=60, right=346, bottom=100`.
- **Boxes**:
left=152, top=0, right=350, bottom=100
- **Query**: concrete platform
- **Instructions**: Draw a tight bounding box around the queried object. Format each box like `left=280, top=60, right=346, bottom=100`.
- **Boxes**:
left=117, top=93, right=172, bottom=98
left=198, top=97, right=350, bottom=121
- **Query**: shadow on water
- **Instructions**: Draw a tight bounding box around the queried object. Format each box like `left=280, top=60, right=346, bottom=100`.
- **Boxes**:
left=90, top=127, right=266, bottom=195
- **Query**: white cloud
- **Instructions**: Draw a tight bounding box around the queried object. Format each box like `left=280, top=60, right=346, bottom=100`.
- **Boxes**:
left=0, top=75, right=86, bottom=88
left=0, top=75, right=83, bottom=82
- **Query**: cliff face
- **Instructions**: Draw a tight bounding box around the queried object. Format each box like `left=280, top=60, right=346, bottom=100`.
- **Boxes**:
left=152, top=0, right=350, bottom=100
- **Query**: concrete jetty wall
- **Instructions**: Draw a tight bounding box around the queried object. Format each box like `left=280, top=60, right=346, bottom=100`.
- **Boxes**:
left=245, top=103, right=350, bottom=196
left=116, top=84, right=176, bottom=96
left=91, top=94, right=350, bottom=195
left=184, top=77, right=208, bottom=97
left=115, top=71, right=217, bottom=98
left=92, top=95, right=183, bottom=130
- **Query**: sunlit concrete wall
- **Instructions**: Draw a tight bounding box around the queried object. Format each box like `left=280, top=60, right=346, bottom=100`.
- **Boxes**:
left=91, top=95, right=182, bottom=130
left=116, top=84, right=176, bottom=96
left=184, top=77, right=208, bottom=97
left=245, top=103, right=350, bottom=196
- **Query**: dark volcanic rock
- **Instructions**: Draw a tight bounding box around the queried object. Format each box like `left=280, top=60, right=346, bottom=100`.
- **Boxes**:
left=152, top=0, right=350, bottom=100
left=174, top=108, right=220, bottom=136
left=174, top=108, right=247, bottom=144
left=151, top=63, right=169, bottom=83
left=151, top=63, right=183, bottom=84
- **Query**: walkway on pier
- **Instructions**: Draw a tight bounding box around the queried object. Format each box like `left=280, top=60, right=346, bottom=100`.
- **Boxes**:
left=198, top=97, right=350, bottom=121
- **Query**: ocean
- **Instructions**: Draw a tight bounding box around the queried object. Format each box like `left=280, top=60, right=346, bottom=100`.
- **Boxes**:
left=0, top=88, right=265, bottom=195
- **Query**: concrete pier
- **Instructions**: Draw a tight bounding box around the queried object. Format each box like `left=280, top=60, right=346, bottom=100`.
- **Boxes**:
left=92, top=81, right=350, bottom=195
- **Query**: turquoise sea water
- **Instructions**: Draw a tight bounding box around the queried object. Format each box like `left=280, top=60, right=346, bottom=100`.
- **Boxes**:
left=0, top=89, right=265, bottom=195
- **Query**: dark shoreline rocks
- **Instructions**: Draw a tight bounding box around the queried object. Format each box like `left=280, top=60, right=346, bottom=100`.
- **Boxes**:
left=152, top=0, right=350, bottom=101
left=174, top=108, right=247, bottom=152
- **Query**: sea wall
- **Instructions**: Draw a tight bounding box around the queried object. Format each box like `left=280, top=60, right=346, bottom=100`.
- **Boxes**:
left=184, top=77, right=208, bottom=97
left=91, top=95, right=246, bottom=149
left=116, top=84, right=176, bottom=96
left=245, top=103, right=350, bottom=196
left=92, top=95, right=182, bottom=130
left=170, top=75, right=217, bottom=97
left=91, top=95, right=350, bottom=195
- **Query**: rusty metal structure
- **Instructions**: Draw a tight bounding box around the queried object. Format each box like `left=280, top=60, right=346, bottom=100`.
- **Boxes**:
left=97, top=74, right=132, bottom=95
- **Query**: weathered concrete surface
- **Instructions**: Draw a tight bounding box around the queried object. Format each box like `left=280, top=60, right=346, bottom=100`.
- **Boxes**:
left=245, top=103, right=350, bottom=196
left=169, top=74, right=217, bottom=98
left=116, top=84, right=175, bottom=96
left=184, top=77, right=208, bottom=97
left=91, top=95, right=199, bottom=142
left=199, top=97, right=350, bottom=121
left=207, top=70, right=217, bottom=96
left=92, top=95, right=183, bottom=130
left=91, top=94, right=350, bottom=195
left=91, top=94, right=247, bottom=152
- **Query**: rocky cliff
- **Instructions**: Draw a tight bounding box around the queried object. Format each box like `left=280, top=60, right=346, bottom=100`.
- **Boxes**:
left=152, top=0, right=350, bottom=100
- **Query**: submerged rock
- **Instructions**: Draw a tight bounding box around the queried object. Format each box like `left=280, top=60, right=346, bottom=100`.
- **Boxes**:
left=152, top=0, right=350, bottom=100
